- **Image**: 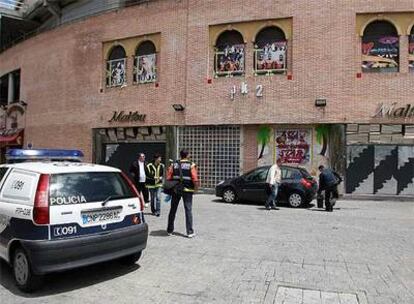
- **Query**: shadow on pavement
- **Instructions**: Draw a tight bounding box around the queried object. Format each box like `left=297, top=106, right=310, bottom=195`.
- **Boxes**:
left=150, top=229, right=169, bottom=237
left=0, top=258, right=139, bottom=298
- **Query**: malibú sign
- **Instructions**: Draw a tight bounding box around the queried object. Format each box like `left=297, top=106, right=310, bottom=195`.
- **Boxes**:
left=373, top=103, right=414, bottom=119
left=108, top=111, right=146, bottom=123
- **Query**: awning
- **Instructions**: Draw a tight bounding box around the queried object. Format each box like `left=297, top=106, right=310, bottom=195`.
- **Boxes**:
left=0, top=129, right=23, bottom=145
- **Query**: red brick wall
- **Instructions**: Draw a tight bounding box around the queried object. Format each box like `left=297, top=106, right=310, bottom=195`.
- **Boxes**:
left=1, top=0, right=414, bottom=162
left=242, top=125, right=258, bottom=173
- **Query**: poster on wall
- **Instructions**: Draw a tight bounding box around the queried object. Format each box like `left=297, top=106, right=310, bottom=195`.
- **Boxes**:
left=136, top=54, right=157, bottom=83
left=276, top=129, right=311, bottom=164
left=361, top=36, right=399, bottom=71
left=215, top=44, right=245, bottom=74
left=255, top=41, right=287, bottom=72
left=409, top=35, right=414, bottom=72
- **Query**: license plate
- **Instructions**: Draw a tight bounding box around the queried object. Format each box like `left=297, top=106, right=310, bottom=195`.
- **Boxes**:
left=81, top=207, right=122, bottom=225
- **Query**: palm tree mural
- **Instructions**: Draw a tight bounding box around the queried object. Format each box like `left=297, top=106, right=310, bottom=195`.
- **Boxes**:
left=257, top=125, right=272, bottom=159
left=315, top=125, right=331, bottom=156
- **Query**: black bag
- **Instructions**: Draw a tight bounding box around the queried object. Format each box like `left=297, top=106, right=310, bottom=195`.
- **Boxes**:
left=163, top=161, right=184, bottom=196
left=163, top=180, right=179, bottom=195
left=317, top=193, right=324, bottom=208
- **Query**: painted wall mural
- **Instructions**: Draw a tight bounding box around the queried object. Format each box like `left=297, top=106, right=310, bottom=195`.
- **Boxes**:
left=257, top=125, right=273, bottom=166
left=276, top=129, right=311, bottom=165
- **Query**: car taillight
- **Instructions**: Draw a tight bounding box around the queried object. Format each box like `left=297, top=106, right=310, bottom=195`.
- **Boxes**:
left=121, top=172, right=144, bottom=211
left=300, top=178, right=312, bottom=189
left=33, top=174, right=50, bottom=225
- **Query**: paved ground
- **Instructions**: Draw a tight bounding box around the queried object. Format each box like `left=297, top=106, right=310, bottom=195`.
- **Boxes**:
left=0, top=195, right=413, bottom=304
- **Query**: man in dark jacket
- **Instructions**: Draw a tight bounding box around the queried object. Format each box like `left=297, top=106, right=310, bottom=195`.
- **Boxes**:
left=318, top=165, right=342, bottom=212
left=129, top=153, right=149, bottom=207
left=166, top=149, right=199, bottom=238
left=146, top=153, right=164, bottom=216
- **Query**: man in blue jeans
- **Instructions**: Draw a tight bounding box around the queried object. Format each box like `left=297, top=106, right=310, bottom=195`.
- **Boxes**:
left=265, top=159, right=282, bottom=210
left=145, top=153, right=164, bottom=216
left=166, top=149, right=199, bottom=238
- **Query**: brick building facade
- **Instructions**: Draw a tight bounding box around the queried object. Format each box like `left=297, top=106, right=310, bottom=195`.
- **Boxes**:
left=0, top=0, right=413, bottom=197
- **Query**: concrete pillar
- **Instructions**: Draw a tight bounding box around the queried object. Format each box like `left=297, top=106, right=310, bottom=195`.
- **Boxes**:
left=399, top=34, right=409, bottom=74
left=7, top=73, right=14, bottom=103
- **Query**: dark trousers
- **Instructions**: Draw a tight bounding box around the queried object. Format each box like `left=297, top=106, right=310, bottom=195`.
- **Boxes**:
left=136, top=182, right=149, bottom=203
left=324, top=186, right=338, bottom=211
left=167, top=192, right=194, bottom=235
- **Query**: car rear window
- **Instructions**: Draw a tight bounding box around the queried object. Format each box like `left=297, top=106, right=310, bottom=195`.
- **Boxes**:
left=49, top=172, right=135, bottom=205
left=299, top=168, right=313, bottom=179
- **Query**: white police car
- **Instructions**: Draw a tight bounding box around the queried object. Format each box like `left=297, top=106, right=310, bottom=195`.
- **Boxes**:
left=0, top=149, right=148, bottom=292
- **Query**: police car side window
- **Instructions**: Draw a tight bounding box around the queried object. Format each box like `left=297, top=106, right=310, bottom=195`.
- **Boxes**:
left=0, top=167, right=8, bottom=183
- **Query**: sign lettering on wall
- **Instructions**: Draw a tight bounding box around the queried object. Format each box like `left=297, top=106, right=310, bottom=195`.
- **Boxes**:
left=108, top=111, right=146, bottom=123
left=373, top=103, right=414, bottom=119
left=229, top=83, right=264, bottom=100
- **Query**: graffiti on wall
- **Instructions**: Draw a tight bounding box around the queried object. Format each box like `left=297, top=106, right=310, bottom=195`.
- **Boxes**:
left=276, top=129, right=311, bottom=164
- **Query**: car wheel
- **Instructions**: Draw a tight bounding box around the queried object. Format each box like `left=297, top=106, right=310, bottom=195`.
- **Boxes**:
left=288, top=192, right=303, bottom=208
left=13, top=247, right=43, bottom=292
left=222, top=188, right=237, bottom=204
left=119, top=251, right=142, bottom=265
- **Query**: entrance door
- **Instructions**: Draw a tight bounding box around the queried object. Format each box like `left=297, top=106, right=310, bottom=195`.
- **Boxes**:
left=102, top=143, right=166, bottom=178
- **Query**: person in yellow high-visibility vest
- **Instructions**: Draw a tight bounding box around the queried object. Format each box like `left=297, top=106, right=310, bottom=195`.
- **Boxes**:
left=146, top=153, right=164, bottom=216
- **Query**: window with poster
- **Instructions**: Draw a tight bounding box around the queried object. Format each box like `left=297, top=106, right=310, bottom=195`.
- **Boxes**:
left=254, top=26, right=287, bottom=75
left=361, top=20, right=399, bottom=73
left=106, top=46, right=127, bottom=87
left=214, top=30, right=245, bottom=77
left=134, top=40, right=157, bottom=84
left=275, top=129, right=311, bottom=165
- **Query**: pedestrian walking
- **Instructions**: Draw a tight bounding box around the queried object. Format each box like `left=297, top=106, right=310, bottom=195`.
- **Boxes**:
left=166, top=149, right=199, bottom=238
left=129, top=152, right=149, bottom=208
left=265, top=158, right=282, bottom=210
left=317, top=165, right=342, bottom=212
left=146, top=153, right=164, bottom=217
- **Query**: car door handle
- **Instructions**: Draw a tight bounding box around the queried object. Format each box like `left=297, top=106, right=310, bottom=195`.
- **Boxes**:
left=61, top=211, right=73, bottom=215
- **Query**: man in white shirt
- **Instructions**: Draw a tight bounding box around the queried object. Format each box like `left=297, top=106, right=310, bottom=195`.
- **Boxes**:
left=265, top=159, right=282, bottom=210
left=129, top=153, right=149, bottom=207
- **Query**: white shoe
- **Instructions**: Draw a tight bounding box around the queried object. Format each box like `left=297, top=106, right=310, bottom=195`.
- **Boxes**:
left=187, top=233, right=196, bottom=238
left=144, top=203, right=149, bottom=208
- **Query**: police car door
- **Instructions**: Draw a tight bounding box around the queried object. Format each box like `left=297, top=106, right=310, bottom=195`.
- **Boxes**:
left=48, top=169, right=142, bottom=240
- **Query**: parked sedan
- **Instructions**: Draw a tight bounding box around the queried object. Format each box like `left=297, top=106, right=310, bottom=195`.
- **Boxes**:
left=215, top=165, right=317, bottom=208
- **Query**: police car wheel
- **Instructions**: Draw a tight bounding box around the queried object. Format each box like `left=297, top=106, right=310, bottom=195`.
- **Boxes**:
left=119, top=251, right=142, bottom=265
left=222, top=188, right=236, bottom=204
left=13, top=248, right=42, bottom=292
left=288, top=192, right=303, bottom=208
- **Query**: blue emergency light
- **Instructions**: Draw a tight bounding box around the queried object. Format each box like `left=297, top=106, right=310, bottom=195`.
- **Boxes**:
left=6, top=149, right=84, bottom=163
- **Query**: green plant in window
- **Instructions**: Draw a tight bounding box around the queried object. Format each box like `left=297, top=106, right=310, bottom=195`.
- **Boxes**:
left=257, top=125, right=272, bottom=159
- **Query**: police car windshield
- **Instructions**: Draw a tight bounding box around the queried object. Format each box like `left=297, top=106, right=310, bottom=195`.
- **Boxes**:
left=49, top=172, right=135, bottom=205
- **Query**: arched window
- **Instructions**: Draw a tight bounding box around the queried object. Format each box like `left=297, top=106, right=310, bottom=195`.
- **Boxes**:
left=214, top=30, right=245, bottom=77
left=254, top=26, right=287, bottom=75
left=106, top=45, right=127, bottom=87
left=409, top=26, right=414, bottom=72
left=134, top=40, right=157, bottom=84
left=362, top=20, right=399, bottom=73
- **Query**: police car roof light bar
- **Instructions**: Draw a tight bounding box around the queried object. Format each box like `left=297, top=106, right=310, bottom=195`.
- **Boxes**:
left=6, top=149, right=84, bottom=163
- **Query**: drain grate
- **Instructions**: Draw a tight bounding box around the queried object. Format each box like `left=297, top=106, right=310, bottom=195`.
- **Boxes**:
left=274, top=286, right=359, bottom=304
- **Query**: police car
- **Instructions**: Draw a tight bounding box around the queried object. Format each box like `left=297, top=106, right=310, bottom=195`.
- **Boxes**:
left=0, top=149, right=148, bottom=292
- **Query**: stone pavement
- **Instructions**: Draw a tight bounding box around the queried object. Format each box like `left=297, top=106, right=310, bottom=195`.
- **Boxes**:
left=0, top=195, right=413, bottom=304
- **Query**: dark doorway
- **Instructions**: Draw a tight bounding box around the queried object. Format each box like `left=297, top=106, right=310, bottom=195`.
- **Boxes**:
left=102, top=143, right=167, bottom=179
